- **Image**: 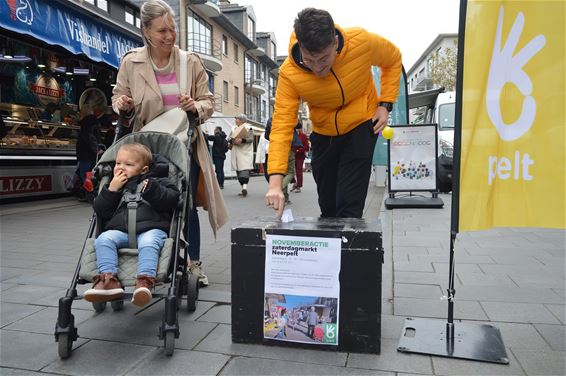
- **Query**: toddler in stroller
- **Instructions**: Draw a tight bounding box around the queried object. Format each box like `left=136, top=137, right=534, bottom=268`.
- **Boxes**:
left=84, top=142, right=179, bottom=307
left=55, top=131, right=200, bottom=358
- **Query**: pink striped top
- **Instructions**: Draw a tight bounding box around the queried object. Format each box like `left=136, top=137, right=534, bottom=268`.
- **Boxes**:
left=151, top=54, right=180, bottom=111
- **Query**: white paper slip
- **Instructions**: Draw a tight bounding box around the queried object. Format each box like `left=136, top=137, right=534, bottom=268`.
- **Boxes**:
left=281, top=208, right=294, bottom=223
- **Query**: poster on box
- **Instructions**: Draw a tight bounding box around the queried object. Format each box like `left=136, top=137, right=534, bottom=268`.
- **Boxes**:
left=388, top=124, right=437, bottom=191
left=264, top=234, right=341, bottom=345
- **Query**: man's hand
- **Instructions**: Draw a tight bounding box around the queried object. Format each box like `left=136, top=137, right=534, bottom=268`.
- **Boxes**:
left=109, top=170, right=127, bottom=192
left=371, top=106, right=389, bottom=134
left=265, top=175, right=285, bottom=218
left=233, top=138, right=242, bottom=145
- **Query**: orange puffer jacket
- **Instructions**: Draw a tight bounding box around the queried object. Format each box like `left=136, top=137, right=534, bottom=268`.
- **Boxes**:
left=268, top=25, right=402, bottom=175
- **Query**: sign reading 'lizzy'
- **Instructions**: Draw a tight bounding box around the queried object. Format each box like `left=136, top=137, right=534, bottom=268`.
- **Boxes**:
left=0, top=175, right=52, bottom=195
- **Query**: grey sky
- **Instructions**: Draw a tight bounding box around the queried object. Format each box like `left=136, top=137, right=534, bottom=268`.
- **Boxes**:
left=241, top=0, right=461, bottom=70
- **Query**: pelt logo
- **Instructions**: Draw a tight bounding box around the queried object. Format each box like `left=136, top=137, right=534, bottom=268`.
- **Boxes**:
left=486, top=6, right=545, bottom=142
left=322, top=323, right=338, bottom=344
left=6, top=0, right=34, bottom=25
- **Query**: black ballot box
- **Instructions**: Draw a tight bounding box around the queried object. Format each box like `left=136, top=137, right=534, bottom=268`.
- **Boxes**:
left=231, top=216, right=383, bottom=354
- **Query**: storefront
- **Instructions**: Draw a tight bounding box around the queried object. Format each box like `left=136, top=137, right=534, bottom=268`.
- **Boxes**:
left=0, top=0, right=142, bottom=201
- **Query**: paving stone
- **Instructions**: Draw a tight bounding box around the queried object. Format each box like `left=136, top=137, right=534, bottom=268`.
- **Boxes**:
left=220, top=356, right=392, bottom=375
left=347, top=338, right=433, bottom=374
left=457, top=271, right=517, bottom=287
left=494, top=322, right=551, bottom=350
left=0, top=302, right=44, bottom=327
left=511, top=349, right=566, bottom=376
left=432, top=262, right=483, bottom=274
left=380, top=314, right=406, bottom=340
left=0, top=369, right=48, bottom=375
left=43, top=339, right=156, bottom=375
left=455, top=285, right=564, bottom=304
left=534, top=324, right=566, bottom=351
left=394, top=298, right=488, bottom=320
left=76, top=303, right=217, bottom=350
left=4, top=306, right=93, bottom=334
left=0, top=284, right=63, bottom=305
left=394, top=283, right=443, bottom=299
left=431, top=347, right=525, bottom=375
left=0, top=330, right=86, bottom=370
left=394, top=271, right=451, bottom=286
left=481, top=302, right=561, bottom=324
left=196, top=323, right=348, bottom=367
left=125, top=349, right=230, bottom=375
left=394, top=261, right=434, bottom=273
left=545, top=304, right=565, bottom=324
left=197, top=303, right=231, bottom=324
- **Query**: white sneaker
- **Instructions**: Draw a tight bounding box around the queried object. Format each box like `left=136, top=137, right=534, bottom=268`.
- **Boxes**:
left=189, top=261, right=209, bottom=287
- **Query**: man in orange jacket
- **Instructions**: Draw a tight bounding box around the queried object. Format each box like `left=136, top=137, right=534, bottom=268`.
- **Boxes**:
left=265, top=8, right=402, bottom=218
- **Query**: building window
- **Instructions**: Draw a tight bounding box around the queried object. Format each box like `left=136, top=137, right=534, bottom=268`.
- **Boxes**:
left=262, top=100, right=266, bottom=118
left=222, top=35, right=228, bottom=55
left=234, top=86, right=239, bottom=107
left=247, top=16, right=255, bottom=41
left=125, top=7, right=134, bottom=25
left=84, top=0, right=107, bottom=12
left=188, top=10, right=212, bottom=55
left=233, top=43, right=239, bottom=63
left=223, top=81, right=229, bottom=102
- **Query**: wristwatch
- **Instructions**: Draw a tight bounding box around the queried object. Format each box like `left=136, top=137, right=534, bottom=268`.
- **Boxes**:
left=378, top=101, right=393, bottom=112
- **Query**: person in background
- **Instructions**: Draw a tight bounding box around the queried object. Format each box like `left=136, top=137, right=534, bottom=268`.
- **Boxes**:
left=41, top=102, right=58, bottom=122
left=292, top=124, right=310, bottom=193
left=111, top=0, right=228, bottom=287
left=76, top=103, right=102, bottom=200
left=229, top=114, right=254, bottom=197
left=206, top=126, right=228, bottom=189
left=265, top=8, right=402, bottom=218
left=307, top=306, right=318, bottom=339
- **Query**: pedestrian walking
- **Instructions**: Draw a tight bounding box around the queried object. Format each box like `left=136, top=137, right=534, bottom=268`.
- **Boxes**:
left=206, top=126, right=228, bottom=189
left=229, top=114, right=254, bottom=197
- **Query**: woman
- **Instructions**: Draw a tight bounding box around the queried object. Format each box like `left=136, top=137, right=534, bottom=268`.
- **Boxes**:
left=111, top=0, right=227, bottom=287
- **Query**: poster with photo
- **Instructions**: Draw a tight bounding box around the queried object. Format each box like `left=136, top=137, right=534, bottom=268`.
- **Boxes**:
left=388, top=124, right=438, bottom=191
left=264, top=235, right=341, bottom=345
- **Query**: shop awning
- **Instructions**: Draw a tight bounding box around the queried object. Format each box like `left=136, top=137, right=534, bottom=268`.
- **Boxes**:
left=0, top=0, right=142, bottom=69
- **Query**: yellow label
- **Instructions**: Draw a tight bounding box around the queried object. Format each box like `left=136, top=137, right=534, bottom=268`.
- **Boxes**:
left=460, top=0, right=565, bottom=230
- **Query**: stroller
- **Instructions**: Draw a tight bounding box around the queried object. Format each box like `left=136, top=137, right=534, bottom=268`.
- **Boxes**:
left=55, top=116, right=200, bottom=358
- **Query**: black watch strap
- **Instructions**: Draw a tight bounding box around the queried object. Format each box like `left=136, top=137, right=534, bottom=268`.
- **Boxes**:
left=378, top=101, right=393, bottom=112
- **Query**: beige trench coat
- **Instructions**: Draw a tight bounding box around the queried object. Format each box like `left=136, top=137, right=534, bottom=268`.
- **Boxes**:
left=230, top=123, right=254, bottom=172
left=111, top=46, right=228, bottom=236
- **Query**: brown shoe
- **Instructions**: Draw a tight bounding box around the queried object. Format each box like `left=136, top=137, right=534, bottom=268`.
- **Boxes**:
left=132, top=275, right=155, bottom=307
left=84, top=273, right=124, bottom=303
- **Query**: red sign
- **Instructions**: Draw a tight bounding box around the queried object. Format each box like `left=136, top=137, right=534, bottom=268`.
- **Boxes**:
left=0, top=175, right=53, bottom=195
left=30, top=84, right=65, bottom=99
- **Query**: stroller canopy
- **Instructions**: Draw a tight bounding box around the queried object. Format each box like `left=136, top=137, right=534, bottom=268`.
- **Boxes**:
left=96, top=132, right=189, bottom=179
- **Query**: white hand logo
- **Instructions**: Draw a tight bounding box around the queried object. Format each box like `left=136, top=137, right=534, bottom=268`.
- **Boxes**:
left=486, top=6, right=546, bottom=141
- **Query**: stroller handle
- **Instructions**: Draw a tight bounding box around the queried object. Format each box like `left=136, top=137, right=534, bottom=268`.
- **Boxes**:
left=112, top=111, right=128, bottom=144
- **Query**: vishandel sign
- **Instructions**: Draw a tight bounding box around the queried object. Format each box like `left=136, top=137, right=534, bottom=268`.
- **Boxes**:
left=0, top=0, right=142, bottom=68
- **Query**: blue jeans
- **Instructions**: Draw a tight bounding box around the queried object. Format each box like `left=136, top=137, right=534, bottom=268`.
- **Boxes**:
left=78, top=160, right=94, bottom=183
left=212, top=156, right=225, bottom=187
left=95, top=229, right=167, bottom=277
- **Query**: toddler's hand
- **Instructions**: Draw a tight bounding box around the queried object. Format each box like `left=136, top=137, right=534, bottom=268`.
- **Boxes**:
left=109, top=170, right=127, bottom=191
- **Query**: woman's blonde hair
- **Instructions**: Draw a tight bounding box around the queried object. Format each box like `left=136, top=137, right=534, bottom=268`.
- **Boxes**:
left=119, top=143, right=153, bottom=167
left=79, top=103, right=93, bottom=120
left=140, top=0, right=176, bottom=46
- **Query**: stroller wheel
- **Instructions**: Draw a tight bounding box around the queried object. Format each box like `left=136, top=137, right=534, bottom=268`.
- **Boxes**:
left=92, top=301, right=107, bottom=313
left=58, top=333, right=72, bottom=359
left=186, top=274, right=199, bottom=312
left=111, top=300, right=124, bottom=311
left=164, top=331, right=175, bottom=356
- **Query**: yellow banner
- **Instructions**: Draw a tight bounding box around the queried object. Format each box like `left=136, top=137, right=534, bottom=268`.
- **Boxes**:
left=460, top=0, right=565, bottom=230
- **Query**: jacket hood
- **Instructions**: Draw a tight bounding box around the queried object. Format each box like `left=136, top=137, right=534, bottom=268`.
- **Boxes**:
left=287, top=24, right=346, bottom=72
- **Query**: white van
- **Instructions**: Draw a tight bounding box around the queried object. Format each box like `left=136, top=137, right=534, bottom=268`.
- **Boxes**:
left=409, top=88, right=455, bottom=192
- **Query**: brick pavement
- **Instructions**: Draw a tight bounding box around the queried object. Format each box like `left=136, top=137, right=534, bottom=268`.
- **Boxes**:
left=1, top=173, right=564, bottom=375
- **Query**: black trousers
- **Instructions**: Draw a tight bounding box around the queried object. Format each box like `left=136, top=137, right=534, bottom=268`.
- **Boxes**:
left=310, top=120, right=378, bottom=218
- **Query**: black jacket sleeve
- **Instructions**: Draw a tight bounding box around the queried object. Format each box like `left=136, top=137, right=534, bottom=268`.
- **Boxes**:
left=141, top=177, right=180, bottom=212
left=93, top=186, right=123, bottom=222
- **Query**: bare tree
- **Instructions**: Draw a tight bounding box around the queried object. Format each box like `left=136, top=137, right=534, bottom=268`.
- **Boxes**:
left=431, top=40, right=458, bottom=91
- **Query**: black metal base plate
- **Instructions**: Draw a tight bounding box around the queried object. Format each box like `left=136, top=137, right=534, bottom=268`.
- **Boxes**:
left=385, top=197, right=444, bottom=209
left=397, top=318, right=509, bottom=364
